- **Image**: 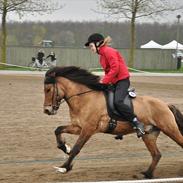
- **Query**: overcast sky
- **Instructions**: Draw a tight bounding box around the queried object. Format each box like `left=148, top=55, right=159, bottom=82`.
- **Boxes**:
left=6, top=0, right=183, bottom=23
left=7, top=0, right=108, bottom=22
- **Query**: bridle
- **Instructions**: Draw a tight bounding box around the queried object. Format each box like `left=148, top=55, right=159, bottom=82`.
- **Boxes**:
left=45, top=76, right=94, bottom=111
left=52, top=83, right=61, bottom=111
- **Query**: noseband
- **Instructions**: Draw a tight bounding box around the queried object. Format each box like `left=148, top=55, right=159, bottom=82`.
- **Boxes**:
left=52, top=83, right=62, bottom=110
left=44, top=75, right=62, bottom=110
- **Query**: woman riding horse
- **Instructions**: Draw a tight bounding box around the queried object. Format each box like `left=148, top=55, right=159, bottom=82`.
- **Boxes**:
left=85, top=33, right=145, bottom=138
left=43, top=66, right=183, bottom=178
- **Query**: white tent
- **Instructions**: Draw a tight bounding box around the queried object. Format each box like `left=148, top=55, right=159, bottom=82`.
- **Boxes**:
left=140, top=40, right=162, bottom=49
left=161, top=40, right=183, bottom=50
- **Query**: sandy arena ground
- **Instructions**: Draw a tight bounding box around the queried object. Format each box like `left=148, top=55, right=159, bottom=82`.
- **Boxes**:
left=0, top=74, right=183, bottom=183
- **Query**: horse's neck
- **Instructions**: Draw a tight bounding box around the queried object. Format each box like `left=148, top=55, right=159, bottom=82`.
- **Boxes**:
left=62, top=79, right=87, bottom=97
left=59, top=78, right=105, bottom=113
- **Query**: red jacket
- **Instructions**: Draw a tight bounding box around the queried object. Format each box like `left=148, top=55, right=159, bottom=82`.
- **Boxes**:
left=98, top=45, right=130, bottom=84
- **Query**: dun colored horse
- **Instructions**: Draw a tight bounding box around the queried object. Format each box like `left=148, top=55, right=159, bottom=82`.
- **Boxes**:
left=43, top=66, right=183, bottom=178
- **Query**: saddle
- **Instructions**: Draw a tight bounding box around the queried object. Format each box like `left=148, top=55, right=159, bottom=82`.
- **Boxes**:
left=104, top=87, right=136, bottom=133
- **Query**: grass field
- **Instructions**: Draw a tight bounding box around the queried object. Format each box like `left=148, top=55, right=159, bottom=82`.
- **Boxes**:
left=1, top=64, right=183, bottom=73
left=91, top=67, right=183, bottom=73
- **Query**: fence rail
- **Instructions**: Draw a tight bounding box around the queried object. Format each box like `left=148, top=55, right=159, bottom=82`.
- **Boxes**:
left=6, top=46, right=177, bottom=70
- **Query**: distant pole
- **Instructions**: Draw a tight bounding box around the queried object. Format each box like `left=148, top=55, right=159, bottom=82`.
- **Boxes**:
left=176, top=15, right=181, bottom=70
left=176, top=15, right=181, bottom=54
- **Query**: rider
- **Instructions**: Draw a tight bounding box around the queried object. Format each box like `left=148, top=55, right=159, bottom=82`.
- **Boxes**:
left=85, top=33, right=145, bottom=138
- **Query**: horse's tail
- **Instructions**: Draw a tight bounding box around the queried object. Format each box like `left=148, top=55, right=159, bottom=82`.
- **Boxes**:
left=168, top=104, right=183, bottom=135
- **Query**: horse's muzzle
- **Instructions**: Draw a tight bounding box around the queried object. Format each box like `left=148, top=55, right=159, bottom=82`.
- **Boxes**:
left=44, top=106, right=57, bottom=115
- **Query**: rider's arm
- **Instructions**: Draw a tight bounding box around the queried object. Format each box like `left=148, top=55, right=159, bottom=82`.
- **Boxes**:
left=101, top=50, right=119, bottom=84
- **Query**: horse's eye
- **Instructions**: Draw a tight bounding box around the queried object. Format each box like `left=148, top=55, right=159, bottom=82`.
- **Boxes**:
left=46, top=89, right=51, bottom=93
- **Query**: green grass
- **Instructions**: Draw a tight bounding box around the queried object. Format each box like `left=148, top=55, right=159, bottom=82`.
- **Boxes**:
left=0, top=65, right=45, bottom=71
left=1, top=65, right=183, bottom=73
left=0, top=66, right=31, bottom=71
left=140, top=67, right=183, bottom=73
left=91, top=67, right=183, bottom=73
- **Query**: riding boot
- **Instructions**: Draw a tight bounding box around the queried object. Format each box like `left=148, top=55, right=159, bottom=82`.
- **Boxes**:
left=131, top=117, right=145, bottom=138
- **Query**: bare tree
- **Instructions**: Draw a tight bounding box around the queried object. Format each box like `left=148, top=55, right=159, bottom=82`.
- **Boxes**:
left=0, top=0, right=62, bottom=66
left=97, top=0, right=183, bottom=67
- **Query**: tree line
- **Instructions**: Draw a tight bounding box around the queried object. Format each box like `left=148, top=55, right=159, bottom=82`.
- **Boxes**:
left=4, top=20, right=183, bottom=48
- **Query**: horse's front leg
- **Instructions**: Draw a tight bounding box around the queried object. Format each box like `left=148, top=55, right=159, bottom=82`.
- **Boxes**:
left=55, top=125, right=81, bottom=154
left=55, top=127, right=94, bottom=173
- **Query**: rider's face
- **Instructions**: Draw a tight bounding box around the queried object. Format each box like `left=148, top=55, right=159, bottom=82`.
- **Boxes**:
left=89, top=43, right=97, bottom=54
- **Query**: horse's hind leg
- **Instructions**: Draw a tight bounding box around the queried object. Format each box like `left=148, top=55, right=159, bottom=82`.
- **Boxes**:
left=156, top=114, right=183, bottom=148
left=55, top=125, right=81, bottom=154
left=142, top=129, right=161, bottom=179
left=163, top=128, right=183, bottom=148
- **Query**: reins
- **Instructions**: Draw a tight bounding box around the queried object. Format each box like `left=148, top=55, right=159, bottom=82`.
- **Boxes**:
left=52, top=82, right=94, bottom=106
left=64, top=90, right=94, bottom=102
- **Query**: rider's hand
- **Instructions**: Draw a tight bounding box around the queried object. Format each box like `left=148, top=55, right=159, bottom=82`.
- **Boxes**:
left=99, top=79, right=103, bottom=84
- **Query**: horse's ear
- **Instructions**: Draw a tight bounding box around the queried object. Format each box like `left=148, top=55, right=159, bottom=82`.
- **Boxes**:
left=44, top=71, right=56, bottom=84
left=48, top=72, right=56, bottom=78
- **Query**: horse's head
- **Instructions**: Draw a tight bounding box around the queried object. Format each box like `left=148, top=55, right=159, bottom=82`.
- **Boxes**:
left=43, top=72, right=64, bottom=115
left=43, top=66, right=106, bottom=115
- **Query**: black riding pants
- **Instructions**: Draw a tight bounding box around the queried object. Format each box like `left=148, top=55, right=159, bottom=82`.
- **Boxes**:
left=114, top=78, right=136, bottom=122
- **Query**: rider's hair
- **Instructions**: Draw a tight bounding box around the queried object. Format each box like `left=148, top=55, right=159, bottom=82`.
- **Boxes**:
left=100, top=36, right=112, bottom=47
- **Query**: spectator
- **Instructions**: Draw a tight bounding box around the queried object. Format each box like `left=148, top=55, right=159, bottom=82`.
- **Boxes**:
left=176, top=50, right=183, bottom=70
left=36, top=49, right=45, bottom=66
left=46, top=51, right=57, bottom=67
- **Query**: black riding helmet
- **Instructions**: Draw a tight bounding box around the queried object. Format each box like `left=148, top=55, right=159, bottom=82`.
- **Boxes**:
left=85, top=33, right=104, bottom=47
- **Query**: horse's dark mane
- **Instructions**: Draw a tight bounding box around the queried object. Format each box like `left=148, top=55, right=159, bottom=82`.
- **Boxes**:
left=45, top=66, right=105, bottom=91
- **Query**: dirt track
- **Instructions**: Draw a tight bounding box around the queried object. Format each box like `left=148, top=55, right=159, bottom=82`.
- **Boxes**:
left=0, top=74, right=183, bottom=183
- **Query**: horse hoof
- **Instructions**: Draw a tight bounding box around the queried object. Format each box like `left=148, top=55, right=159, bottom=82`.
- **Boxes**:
left=54, top=166, right=67, bottom=173
left=141, top=171, right=153, bottom=179
left=54, top=164, right=73, bottom=173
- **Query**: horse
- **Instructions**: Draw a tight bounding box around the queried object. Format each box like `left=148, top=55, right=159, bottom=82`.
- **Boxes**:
left=43, top=66, right=183, bottom=178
